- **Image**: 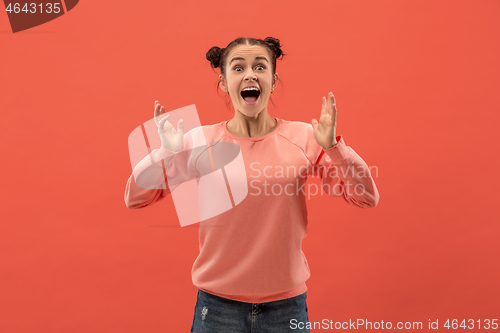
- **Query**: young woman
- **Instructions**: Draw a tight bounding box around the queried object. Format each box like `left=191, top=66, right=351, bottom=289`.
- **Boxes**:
left=124, top=36, right=379, bottom=333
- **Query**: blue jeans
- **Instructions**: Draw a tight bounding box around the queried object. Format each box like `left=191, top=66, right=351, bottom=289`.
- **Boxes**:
left=190, top=289, right=311, bottom=333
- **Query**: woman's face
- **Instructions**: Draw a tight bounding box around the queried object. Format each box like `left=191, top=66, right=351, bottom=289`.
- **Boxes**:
left=220, top=44, right=277, bottom=118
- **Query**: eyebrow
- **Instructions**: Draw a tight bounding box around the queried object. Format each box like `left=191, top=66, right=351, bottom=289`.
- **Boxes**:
left=229, top=56, right=269, bottom=65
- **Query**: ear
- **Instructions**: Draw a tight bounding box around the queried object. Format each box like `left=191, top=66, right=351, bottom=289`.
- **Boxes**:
left=219, top=74, right=227, bottom=92
left=273, top=73, right=279, bottom=90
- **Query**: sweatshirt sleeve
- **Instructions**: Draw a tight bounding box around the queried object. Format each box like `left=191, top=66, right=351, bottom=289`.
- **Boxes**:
left=124, top=129, right=203, bottom=209
left=312, top=135, right=380, bottom=208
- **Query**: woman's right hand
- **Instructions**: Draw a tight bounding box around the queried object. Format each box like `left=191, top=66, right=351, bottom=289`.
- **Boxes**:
left=154, top=101, right=184, bottom=152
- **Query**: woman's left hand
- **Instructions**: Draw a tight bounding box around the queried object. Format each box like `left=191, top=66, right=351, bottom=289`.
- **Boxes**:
left=312, top=92, right=338, bottom=149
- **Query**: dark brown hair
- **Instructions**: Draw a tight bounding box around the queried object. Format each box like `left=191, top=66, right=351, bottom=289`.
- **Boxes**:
left=206, top=37, right=285, bottom=109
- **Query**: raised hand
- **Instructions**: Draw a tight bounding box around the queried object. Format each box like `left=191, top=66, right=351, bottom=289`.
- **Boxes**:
left=154, top=100, right=184, bottom=152
left=311, top=92, right=338, bottom=149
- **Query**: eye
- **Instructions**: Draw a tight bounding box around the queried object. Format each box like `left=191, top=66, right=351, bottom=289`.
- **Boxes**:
left=233, top=64, right=266, bottom=71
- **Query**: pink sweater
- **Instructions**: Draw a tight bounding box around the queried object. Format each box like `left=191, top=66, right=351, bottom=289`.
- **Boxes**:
left=124, top=118, right=379, bottom=303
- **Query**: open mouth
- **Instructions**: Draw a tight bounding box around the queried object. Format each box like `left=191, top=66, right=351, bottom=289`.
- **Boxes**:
left=240, top=87, right=261, bottom=104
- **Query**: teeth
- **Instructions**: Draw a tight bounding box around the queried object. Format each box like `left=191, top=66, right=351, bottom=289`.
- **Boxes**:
left=242, top=87, right=260, bottom=92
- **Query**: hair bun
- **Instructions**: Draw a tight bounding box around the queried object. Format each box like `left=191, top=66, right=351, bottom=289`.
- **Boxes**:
left=263, top=37, right=283, bottom=59
left=206, top=46, right=224, bottom=69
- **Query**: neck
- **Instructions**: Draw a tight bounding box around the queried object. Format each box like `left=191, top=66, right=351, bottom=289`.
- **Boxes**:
left=227, top=109, right=277, bottom=138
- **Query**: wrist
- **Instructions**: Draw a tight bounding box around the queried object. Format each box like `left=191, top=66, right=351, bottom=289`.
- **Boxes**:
left=323, top=141, right=338, bottom=150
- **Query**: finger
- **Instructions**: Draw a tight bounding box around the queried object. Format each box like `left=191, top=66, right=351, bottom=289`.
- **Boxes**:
left=177, top=119, right=184, bottom=135
left=331, top=94, right=337, bottom=120
left=158, top=113, right=171, bottom=130
left=330, top=96, right=337, bottom=134
left=154, top=102, right=161, bottom=118
left=328, top=92, right=332, bottom=116
left=311, top=118, right=318, bottom=131
left=328, top=92, right=334, bottom=117
left=155, top=104, right=165, bottom=119
left=333, top=106, right=337, bottom=129
left=321, top=96, right=326, bottom=117
left=159, top=106, right=167, bottom=119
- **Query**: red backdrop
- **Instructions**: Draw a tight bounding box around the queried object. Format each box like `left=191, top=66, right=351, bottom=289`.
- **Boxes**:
left=1, top=0, right=499, bottom=332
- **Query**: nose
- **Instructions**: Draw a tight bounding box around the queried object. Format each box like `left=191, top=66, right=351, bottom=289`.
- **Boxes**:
left=244, top=69, right=257, bottom=81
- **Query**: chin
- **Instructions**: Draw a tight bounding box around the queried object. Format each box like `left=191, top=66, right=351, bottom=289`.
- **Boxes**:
left=237, top=97, right=268, bottom=116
